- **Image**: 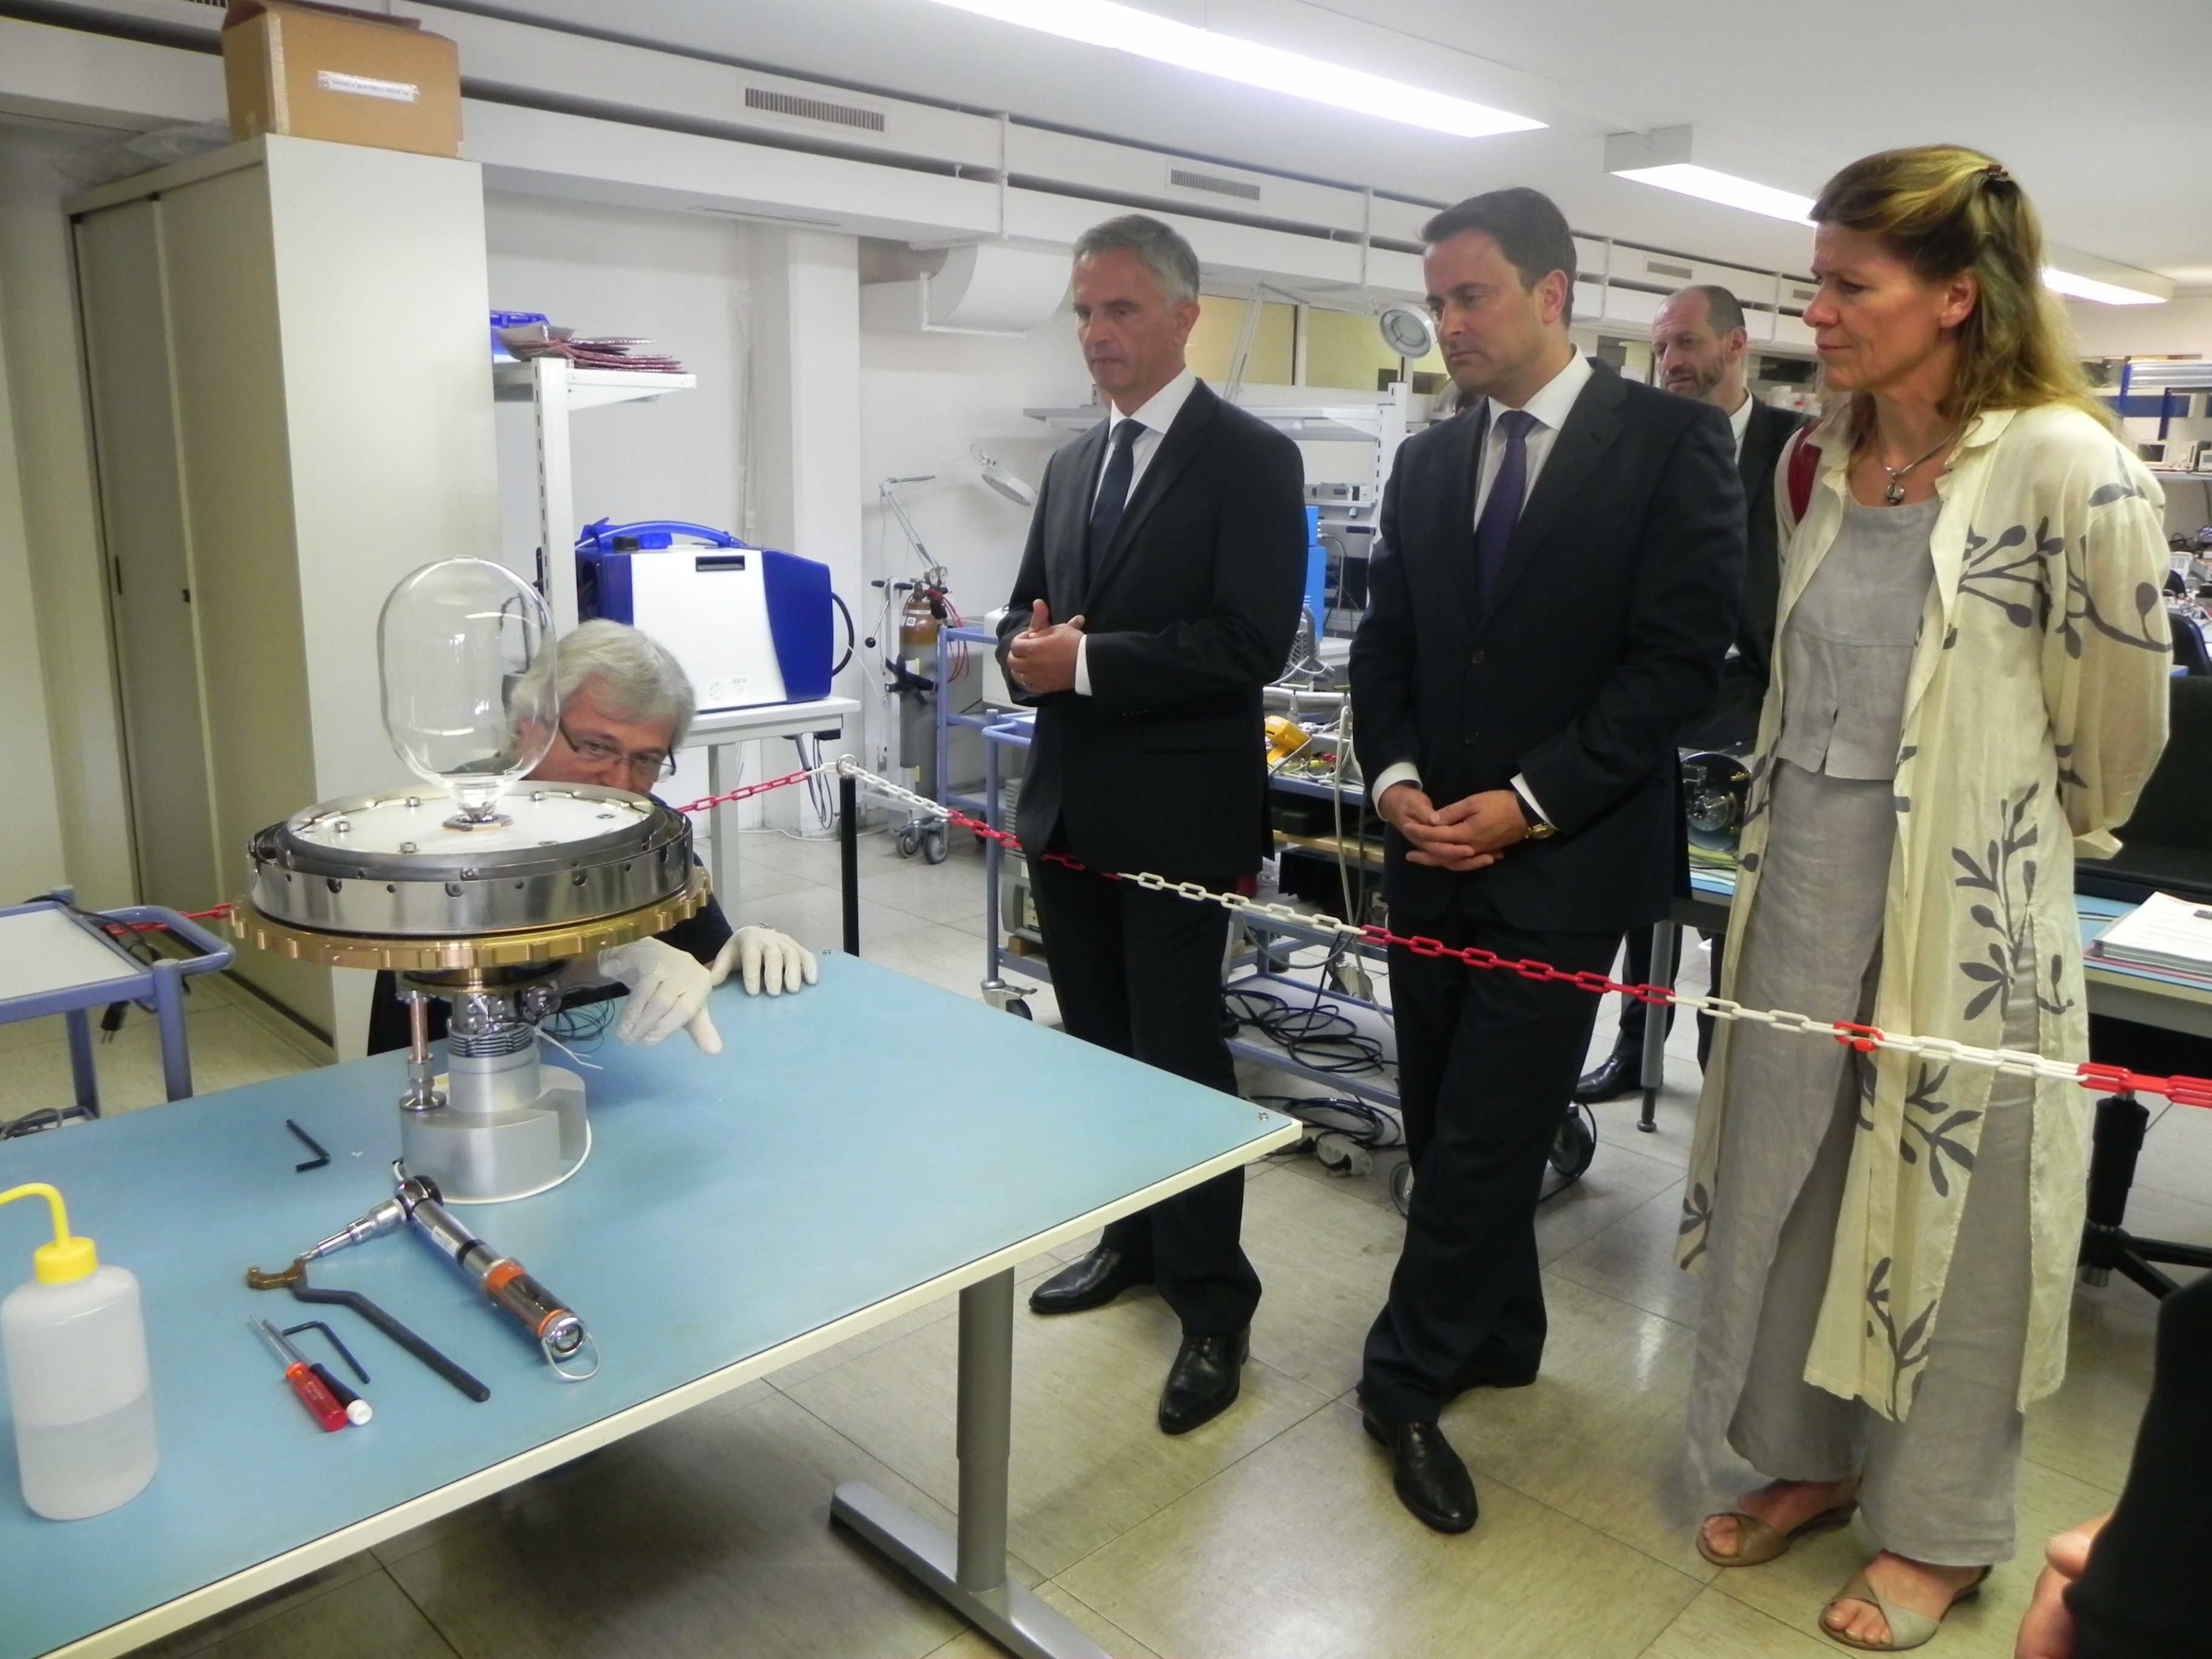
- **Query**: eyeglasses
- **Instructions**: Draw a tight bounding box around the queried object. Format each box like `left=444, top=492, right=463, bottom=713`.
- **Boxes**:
left=558, top=720, right=677, bottom=780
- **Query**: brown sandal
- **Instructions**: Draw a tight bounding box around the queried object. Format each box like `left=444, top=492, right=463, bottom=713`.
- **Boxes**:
left=1697, top=1498, right=1859, bottom=1567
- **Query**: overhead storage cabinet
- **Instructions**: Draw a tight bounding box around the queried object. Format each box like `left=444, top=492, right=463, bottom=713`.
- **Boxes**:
left=72, top=134, right=498, bottom=1054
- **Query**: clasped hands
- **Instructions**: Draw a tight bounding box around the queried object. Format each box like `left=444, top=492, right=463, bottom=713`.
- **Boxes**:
left=1377, top=782, right=1532, bottom=872
left=1006, top=599, right=1085, bottom=695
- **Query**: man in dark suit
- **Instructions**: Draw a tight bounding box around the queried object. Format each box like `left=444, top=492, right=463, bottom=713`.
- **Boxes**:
left=1575, top=283, right=1805, bottom=1099
left=1349, top=189, right=1743, bottom=1531
left=997, top=215, right=1306, bottom=1435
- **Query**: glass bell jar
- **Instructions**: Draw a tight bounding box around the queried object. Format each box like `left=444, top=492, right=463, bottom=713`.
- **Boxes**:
left=379, top=559, right=558, bottom=824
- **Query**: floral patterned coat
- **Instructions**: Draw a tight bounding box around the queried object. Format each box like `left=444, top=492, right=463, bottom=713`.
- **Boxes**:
left=1678, top=401, right=2171, bottom=1416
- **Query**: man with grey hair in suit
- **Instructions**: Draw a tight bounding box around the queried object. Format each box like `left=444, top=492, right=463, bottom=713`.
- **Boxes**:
left=998, top=214, right=1307, bottom=1435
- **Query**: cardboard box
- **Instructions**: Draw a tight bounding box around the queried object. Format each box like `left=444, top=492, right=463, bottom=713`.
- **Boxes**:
left=223, top=0, right=462, bottom=159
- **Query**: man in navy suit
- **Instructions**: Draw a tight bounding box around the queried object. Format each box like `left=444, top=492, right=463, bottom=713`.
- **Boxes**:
left=1349, top=189, right=1744, bottom=1530
left=997, top=215, right=1307, bottom=1436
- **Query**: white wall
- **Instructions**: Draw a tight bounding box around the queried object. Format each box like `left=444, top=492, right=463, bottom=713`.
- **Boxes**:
left=856, top=306, right=1088, bottom=780
left=485, top=192, right=749, bottom=566
left=0, top=121, right=135, bottom=908
left=2066, top=295, right=2212, bottom=361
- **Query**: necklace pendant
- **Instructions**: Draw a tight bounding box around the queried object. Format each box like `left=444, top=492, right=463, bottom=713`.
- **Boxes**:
left=1884, top=480, right=1906, bottom=505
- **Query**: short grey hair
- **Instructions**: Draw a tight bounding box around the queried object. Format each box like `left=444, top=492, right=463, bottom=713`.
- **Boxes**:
left=512, top=618, right=697, bottom=754
left=1072, top=214, right=1201, bottom=306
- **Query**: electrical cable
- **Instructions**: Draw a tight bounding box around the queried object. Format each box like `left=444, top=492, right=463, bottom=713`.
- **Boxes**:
left=829, top=591, right=856, bottom=675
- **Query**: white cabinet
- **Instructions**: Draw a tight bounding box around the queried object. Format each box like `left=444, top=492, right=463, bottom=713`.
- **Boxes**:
left=71, top=135, right=498, bottom=1054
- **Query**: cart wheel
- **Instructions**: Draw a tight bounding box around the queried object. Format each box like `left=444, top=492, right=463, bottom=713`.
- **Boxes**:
left=894, top=823, right=921, bottom=858
left=1389, top=1159, right=1413, bottom=1218
left=1005, top=999, right=1032, bottom=1020
left=922, top=823, right=949, bottom=865
left=1549, top=1101, right=1597, bottom=1182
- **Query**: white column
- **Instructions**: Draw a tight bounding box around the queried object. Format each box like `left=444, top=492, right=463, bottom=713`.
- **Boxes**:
left=747, top=228, right=865, bottom=825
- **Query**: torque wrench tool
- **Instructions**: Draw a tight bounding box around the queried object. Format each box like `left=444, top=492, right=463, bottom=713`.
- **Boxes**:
left=393, top=1173, right=598, bottom=1379
left=249, top=1318, right=354, bottom=1430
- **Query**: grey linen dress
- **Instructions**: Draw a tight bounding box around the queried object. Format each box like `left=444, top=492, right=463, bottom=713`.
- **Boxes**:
left=1688, top=496, right=2037, bottom=1566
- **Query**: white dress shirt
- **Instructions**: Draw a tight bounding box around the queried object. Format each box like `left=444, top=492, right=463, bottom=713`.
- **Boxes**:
left=1370, top=352, right=1594, bottom=826
left=1071, top=367, right=1199, bottom=696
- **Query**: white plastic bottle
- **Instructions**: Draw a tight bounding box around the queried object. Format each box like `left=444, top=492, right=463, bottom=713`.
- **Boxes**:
left=0, top=1182, right=158, bottom=1520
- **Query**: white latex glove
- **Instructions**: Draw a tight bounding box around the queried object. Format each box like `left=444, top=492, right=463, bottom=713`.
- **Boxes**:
left=712, top=926, right=819, bottom=997
left=596, top=937, right=722, bottom=1054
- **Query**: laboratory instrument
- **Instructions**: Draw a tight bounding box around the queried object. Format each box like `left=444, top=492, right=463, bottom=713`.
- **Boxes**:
left=575, top=518, right=838, bottom=711
left=230, top=558, right=711, bottom=1202
left=249, top=1319, right=352, bottom=1432
left=0, top=1182, right=157, bottom=1520
left=284, top=1167, right=594, bottom=1378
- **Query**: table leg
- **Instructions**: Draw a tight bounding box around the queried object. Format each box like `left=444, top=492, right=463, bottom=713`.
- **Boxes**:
left=64, top=1008, right=99, bottom=1118
left=839, top=771, right=861, bottom=957
left=832, top=1269, right=1106, bottom=1659
left=707, top=741, right=731, bottom=908
left=152, top=959, right=192, bottom=1101
left=1637, top=922, right=1677, bottom=1133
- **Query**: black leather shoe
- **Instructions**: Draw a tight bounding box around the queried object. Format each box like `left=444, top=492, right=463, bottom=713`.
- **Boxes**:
left=1573, top=1050, right=1641, bottom=1104
left=1028, top=1247, right=1152, bottom=1316
left=1362, top=1410, right=1478, bottom=1533
left=1158, top=1329, right=1248, bottom=1435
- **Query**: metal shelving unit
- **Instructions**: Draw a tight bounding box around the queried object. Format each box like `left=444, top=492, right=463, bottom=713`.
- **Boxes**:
left=492, top=358, right=697, bottom=633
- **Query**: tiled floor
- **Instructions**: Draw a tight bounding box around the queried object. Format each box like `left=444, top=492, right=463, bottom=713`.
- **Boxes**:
left=7, top=826, right=2207, bottom=1659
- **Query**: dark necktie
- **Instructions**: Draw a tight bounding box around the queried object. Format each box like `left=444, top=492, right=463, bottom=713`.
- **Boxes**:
left=1472, top=408, right=1538, bottom=609
left=1085, top=418, right=1144, bottom=591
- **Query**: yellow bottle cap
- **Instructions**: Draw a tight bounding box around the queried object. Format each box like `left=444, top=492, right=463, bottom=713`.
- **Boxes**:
left=0, top=1184, right=99, bottom=1284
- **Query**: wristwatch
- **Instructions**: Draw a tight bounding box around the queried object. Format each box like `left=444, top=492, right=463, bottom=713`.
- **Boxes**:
left=1523, top=816, right=1557, bottom=842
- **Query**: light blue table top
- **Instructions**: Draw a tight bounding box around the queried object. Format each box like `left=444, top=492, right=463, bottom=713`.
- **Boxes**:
left=0, top=956, right=1293, bottom=1658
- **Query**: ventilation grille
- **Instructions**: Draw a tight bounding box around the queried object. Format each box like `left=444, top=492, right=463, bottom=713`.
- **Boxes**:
left=744, top=87, right=885, bottom=132
left=1170, top=167, right=1261, bottom=202
left=1643, top=257, right=1695, bottom=280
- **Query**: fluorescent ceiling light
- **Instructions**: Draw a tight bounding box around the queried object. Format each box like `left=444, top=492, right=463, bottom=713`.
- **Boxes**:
left=1605, top=127, right=1815, bottom=226
left=922, top=0, right=1543, bottom=139
left=1609, top=163, right=1814, bottom=226
left=2042, top=246, right=2171, bottom=306
left=2043, top=268, right=2165, bottom=306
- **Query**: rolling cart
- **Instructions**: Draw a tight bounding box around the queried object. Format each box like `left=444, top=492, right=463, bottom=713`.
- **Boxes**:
left=0, top=889, right=236, bottom=1118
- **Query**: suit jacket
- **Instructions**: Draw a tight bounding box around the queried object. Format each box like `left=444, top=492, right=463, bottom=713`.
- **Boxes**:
left=1349, top=358, right=1745, bottom=933
left=1680, top=397, right=1805, bottom=752
left=997, top=380, right=1307, bottom=882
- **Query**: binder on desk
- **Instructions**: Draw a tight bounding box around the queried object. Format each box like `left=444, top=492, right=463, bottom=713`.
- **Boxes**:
left=2090, top=891, right=2212, bottom=979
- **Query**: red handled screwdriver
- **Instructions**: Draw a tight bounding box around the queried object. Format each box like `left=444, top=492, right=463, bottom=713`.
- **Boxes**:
left=250, top=1318, right=355, bottom=1430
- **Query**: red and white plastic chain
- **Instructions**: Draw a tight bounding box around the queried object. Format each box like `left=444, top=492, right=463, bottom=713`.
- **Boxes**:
left=835, top=759, right=2212, bottom=1113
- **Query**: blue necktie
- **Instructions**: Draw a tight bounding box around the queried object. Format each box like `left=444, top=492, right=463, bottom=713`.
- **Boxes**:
left=1472, top=409, right=1538, bottom=609
left=1085, top=418, right=1144, bottom=591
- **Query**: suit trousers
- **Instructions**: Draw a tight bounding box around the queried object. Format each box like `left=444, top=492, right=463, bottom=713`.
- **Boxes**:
left=1613, top=925, right=1726, bottom=1068
left=1028, top=851, right=1261, bottom=1338
left=1361, top=893, right=1617, bottom=1421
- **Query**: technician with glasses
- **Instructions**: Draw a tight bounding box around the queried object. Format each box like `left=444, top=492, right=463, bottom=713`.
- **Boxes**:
left=367, top=619, right=814, bottom=1060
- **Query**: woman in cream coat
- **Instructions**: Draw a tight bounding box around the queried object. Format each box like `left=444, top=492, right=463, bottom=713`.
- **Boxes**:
left=1678, top=146, right=2171, bottom=1651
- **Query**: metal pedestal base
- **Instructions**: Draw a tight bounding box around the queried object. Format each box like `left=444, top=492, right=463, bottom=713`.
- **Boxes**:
left=1637, top=920, right=1677, bottom=1133
left=2078, top=1091, right=2212, bottom=1298
left=830, top=1270, right=1107, bottom=1659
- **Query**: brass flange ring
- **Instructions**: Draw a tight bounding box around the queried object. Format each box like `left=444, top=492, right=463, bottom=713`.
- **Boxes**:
left=228, top=868, right=711, bottom=972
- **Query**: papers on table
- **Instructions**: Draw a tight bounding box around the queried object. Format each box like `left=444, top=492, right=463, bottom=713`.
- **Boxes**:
left=2090, top=891, right=2212, bottom=979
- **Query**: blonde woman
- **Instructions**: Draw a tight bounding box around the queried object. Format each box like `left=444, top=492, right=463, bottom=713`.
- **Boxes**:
left=1678, top=147, right=2171, bottom=1651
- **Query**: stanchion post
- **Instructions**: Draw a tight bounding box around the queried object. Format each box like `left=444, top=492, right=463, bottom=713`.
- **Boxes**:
left=840, top=771, right=860, bottom=957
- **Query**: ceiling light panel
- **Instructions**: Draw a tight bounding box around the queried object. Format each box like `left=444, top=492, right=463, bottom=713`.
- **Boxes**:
left=923, top=0, right=1543, bottom=139
left=2042, top=244, right=2173, bottom=306
left=1605, top=127, right=1818, bottom=226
